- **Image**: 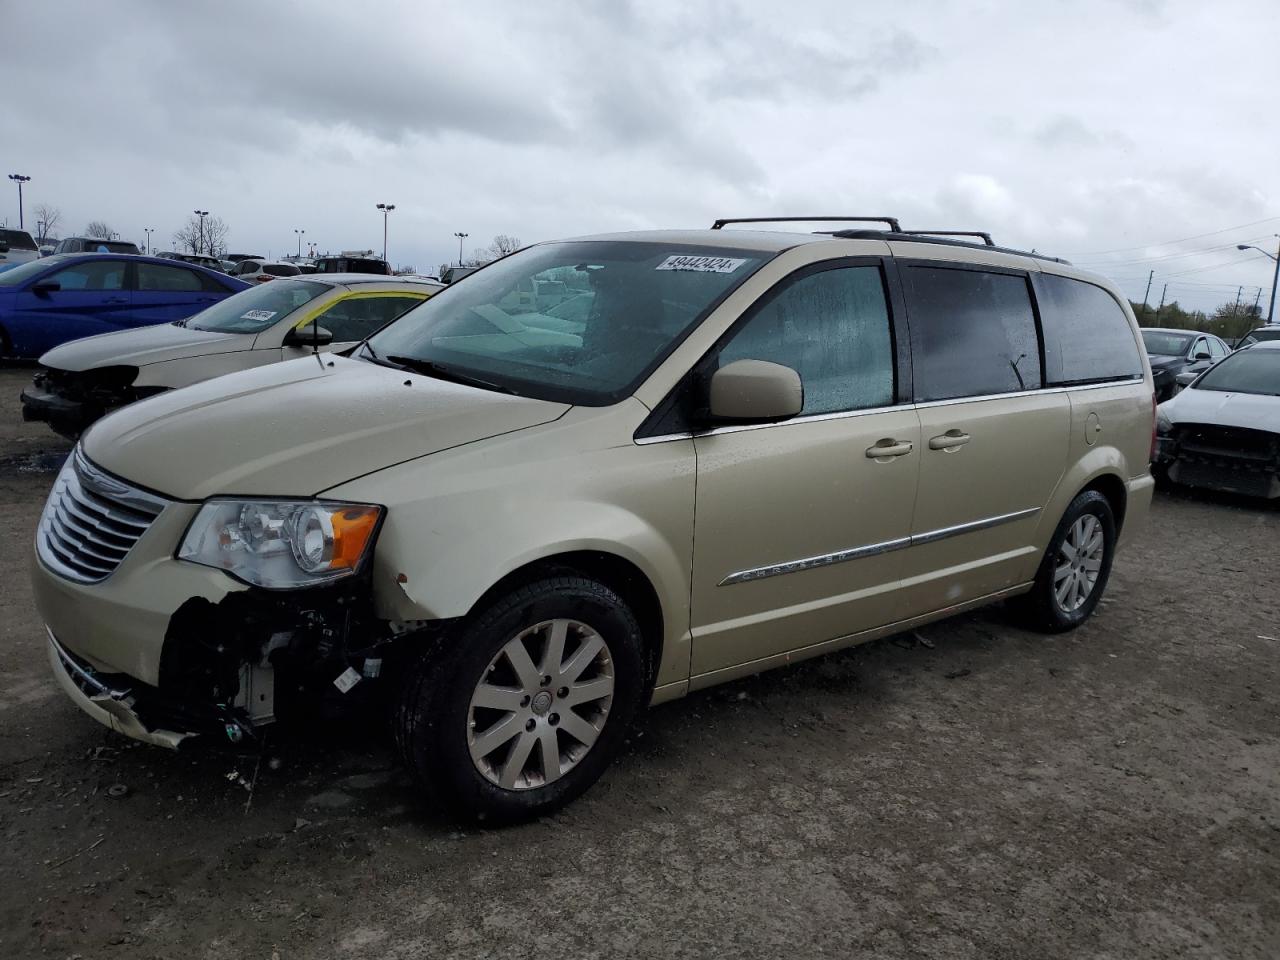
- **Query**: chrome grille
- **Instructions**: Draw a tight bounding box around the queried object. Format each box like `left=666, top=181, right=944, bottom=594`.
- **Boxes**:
left=37, top=450, right=167, bottom=584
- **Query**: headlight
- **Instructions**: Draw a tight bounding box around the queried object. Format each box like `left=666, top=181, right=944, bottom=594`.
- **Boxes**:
left=1156, top=408, right=1173, bottom=436
left=177, top=499, right=382, bottom=589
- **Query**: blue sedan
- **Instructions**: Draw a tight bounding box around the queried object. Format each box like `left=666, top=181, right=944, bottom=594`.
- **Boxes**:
left=0, top=253, right=249, bottom=358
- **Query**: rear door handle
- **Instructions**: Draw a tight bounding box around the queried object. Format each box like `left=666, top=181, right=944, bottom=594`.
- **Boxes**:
left=866, top=439, right=914, bottom=459
left=928, top=431, right=971, bottom=451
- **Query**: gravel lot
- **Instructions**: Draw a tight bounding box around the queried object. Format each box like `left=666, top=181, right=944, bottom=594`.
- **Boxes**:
left=0, top=365, right=1277, bottom=959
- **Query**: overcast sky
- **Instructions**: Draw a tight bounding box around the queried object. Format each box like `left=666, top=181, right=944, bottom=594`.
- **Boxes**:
left=2, top=0, right=1277, bottom=313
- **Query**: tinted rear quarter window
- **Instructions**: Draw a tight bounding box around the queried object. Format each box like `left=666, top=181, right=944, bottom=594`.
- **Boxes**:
left=903, top=265, right=1042, bottom=401
left=1037, top=274, right=1143, bottom=385
left=0, top=230, right=38, bottom=251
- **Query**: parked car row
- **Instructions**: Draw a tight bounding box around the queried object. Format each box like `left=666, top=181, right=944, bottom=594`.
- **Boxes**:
left=27, top=219, right=1159, bottom=822
left=22, top=273, right=441, bottom=436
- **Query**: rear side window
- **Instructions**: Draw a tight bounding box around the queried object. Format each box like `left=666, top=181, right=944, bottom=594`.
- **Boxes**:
left=718, top=264, right=894, bottom=415
left=903, top=265, right=1042, bottom=401
left=136, top=262, right=203, bottom=292
left=1037, top=274, right=1143, bottom=385
left=0, top=230, right=38, bottom=251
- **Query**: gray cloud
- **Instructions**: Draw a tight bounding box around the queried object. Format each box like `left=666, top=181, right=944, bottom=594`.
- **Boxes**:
left=0, top=0, right=1275, bottom=314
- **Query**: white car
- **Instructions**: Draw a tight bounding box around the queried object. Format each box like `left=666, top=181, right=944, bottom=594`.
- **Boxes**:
left=0, top=229, right=40, bottom=268
left=23, top=274, right=441, bottom=437
left=1155, top=341, right=1280, bottom=499
left=229, top=259, right=301, bottom=283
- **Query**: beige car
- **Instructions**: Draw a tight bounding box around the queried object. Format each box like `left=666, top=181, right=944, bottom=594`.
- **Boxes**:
left=31, top=221, right=1155, bottom=822
left=21, top=274, right=440, bottom=437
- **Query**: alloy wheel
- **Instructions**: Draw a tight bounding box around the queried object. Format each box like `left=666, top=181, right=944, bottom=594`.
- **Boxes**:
left=1053, top=514, right=1105, bottom=613
left=467, top=619, right=614, bottom=790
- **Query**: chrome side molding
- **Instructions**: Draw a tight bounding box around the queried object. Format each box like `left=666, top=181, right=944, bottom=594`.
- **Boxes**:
left=719, top=506, right=1040, bottom=586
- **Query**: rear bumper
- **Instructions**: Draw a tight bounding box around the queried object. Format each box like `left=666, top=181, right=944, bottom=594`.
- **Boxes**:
left=47, top=628, right=194, bottom=749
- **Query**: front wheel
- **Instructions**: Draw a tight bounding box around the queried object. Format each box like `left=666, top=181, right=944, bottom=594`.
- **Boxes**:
left=1013, top=490, right=1117, bottom=633
left=396, top=576, right=646, bottom=823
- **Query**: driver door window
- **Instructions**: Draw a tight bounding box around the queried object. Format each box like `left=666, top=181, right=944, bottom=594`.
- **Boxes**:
left=717, top=263, right=895, bottom=414
left=46, top=260, right=127, bottom=291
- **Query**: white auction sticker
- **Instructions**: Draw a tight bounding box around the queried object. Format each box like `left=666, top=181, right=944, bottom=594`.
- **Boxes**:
left=655, top=255, right=747, bottom=273
left=333, top=667, right=362, bottom=694
left=240, top=309, right=277, bottom=322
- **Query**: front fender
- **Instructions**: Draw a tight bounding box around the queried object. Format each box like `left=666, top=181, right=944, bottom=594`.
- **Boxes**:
left=327, top=405, right=697, bottom=687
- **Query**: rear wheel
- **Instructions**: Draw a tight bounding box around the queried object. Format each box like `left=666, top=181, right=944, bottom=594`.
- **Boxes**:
left=1013, top=490, right=1116, bottom=633
left=396, top=576, right=645, bottom=823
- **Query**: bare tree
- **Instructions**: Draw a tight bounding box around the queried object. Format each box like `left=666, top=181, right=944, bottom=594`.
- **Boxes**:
left=84, top=221, right=114, bottom=240
left=32, top=204, right=62, bottom=244
left=488, top=234, right=521, bottom=258
left=172, top=214, right=230, bottom=256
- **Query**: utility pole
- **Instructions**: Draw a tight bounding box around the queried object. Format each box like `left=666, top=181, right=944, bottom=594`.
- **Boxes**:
left=1140, top=270, right=1154, bottom=322
left=1155, top=283, right=1167, bottom=322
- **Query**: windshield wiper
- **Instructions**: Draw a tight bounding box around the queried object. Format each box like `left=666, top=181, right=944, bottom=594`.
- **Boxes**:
left=386, top=355, right=517, bottom=395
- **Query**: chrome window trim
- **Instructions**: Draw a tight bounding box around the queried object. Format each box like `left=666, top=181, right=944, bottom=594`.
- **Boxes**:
left=635, top=377, right=1144, bottom=446
left=718, top=506, right=1041, bottom=586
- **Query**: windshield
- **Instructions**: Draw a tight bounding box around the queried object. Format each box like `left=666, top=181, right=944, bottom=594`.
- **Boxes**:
left=186, top=279, right=329, bottom=333
left=80, top=240, right=140, bottom=254
left=1142, top=330, right=1192, bottom=356
left=0, top=230, right=38, bottom=251
left=365, top=241, right=770, bottom=404
left=1193, top=348, right=1280, bottom=396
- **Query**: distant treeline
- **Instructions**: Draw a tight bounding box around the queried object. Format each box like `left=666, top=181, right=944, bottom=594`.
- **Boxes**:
left=1130, top=299, right=1264, bottom=343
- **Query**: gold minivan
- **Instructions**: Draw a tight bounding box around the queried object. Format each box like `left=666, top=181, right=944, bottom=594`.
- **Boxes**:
left=31, top=220, right=1155, bottom=821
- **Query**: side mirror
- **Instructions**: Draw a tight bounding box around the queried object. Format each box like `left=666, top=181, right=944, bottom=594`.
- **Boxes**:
left=284, top=323, right=334, bottom=347
left=31, top=280, right=61, bottom=295
left=708, top=359, right=803, bottom=422
left=0, top=240, right=9, bottom=253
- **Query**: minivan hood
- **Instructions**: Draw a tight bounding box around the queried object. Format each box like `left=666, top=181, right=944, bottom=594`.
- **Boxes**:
left=1164, top=386, right=1280, bottom=433
left=39, top=322, right=251, bottom=372
left=82, top=355, right=570, bottom=499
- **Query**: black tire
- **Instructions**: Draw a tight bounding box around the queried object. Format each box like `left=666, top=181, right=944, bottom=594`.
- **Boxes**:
left=395, top=576, right=646, bottom=823
left=1013, top=490, right=1117, bottom=633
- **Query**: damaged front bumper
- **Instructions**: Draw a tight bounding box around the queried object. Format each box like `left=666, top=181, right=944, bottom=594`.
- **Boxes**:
left=1156, top=424, right=1280, bottom=499
left=21, top=366, right=156, bottom=439
left=47, top=628, right=195, bottom=749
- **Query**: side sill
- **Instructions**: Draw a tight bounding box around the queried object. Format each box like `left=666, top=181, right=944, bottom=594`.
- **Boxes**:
left=686, top=583, right=1034, bottom=693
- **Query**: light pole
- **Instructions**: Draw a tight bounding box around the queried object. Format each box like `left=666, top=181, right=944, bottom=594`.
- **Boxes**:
left=376, top=203, right=395, bottom=262
left=36, top=220, right=45, bottom=245
left=144, top=228, right=154, bottom=255
left=294, top=229, right=305, bottom=257
left=453, top=231, right=469, bottom=265
left=1237, top=237, right=1280, bottom=325
left=8, top=174, right=30, bottom=229
left=194, top=209, right=209, bottom=255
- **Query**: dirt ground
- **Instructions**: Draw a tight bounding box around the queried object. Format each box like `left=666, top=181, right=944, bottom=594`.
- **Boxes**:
left=0, top=365, right=1277, bottom=959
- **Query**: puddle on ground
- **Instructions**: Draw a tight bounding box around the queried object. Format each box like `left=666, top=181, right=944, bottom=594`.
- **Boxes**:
left=0, top=450, right=69, bottom=475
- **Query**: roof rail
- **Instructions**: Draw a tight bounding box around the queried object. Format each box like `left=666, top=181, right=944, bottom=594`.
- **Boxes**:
left=902, top=230, right=994, bottom=246
left=711, top=216, right=902, bottom=232
left=825, top=229, right=1071, bottom=265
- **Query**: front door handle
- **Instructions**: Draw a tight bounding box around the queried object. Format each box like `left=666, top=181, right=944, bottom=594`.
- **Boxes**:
left=866, top=439, right=914, bottom=459
left=103, top=296, right=129, bottom=304
left=928, top=430, right=971, bottom=451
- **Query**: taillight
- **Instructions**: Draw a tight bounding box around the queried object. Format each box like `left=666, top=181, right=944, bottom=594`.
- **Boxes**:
left=1149, top=392, right=1158, bottom=462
